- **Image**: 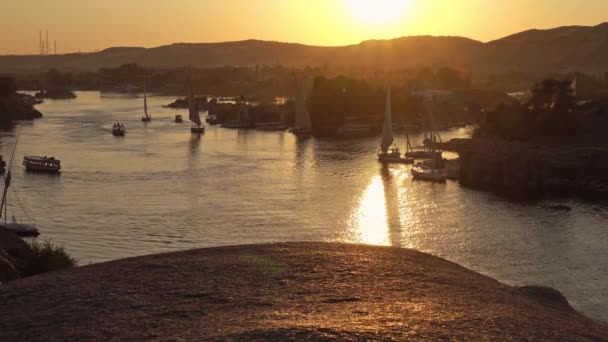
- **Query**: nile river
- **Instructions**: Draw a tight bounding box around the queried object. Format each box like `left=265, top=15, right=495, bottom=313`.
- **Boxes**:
left=3, top=91, right=607, bottom=321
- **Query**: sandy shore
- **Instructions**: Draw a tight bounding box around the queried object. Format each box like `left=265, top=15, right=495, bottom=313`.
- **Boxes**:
left=0, top=242, right=606, bottom=341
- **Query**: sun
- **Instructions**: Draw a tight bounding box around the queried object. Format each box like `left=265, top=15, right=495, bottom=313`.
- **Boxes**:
left=346, top=0, right=410, bottom=26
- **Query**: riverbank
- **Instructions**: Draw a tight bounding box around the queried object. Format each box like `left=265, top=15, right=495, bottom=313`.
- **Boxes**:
left=0, top=242, right=605, bottom=341
left=438, top=138, right=608, bottom=199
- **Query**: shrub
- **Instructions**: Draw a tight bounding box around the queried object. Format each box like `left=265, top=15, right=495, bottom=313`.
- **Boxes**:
left=20, top=240, right=77, bottom=277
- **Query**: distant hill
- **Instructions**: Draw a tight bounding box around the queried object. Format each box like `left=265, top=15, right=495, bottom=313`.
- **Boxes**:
left=1, top=23, right=608, bottom=74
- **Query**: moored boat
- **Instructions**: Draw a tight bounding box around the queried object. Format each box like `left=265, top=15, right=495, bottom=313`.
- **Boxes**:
left=206, top=114, right=219, bottom=125
left=411, top=98, right=447, bottom=182
left=377, top=83, right=414, bottom=164
left=411, top=162, right=448, bottom=182
left=22, top=155, right=61, bottom=173
left=0, top=221, right=39, bottom=237
left=290, top=78, right=313, bottom=136
left=174, top=115, right=183, bottom=123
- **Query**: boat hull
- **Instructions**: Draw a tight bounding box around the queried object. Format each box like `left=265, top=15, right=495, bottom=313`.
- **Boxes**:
left=191, top=126, right=205, bottom=134
left=141, top=116, right=152, bottom=122
left=411, top=166, right=448, bottom=183
left=23, top=156, right=61, bottom=173
left=378, top=156, right=414, bottom=164
left=406, top=151, right=437, bottom=159
left=290, top=128, right=313, bottom=136
left=0, top=223, right=40, bottom=237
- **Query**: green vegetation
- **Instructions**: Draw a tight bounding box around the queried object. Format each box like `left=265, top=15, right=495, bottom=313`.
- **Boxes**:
left=17, top=240, right=77, bottom=277
left=479, top=78, right=578, bottom=140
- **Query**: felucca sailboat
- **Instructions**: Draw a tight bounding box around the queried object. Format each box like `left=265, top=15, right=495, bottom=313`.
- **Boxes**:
left=290, top=79, right=312, bottom=136
left=188, top=74, right=205, bottom=134
left=377, top=84, right=413, bottom=164
left=141, top=76, right=151, bottom=122
left=411, top=97, right=447, bottom=182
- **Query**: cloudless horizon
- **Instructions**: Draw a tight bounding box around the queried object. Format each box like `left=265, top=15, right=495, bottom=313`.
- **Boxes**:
left=1, top=0, right=607, bottom=55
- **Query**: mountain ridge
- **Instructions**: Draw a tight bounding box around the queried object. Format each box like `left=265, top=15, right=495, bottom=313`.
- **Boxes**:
left=1, top=23, right=607, bottom=74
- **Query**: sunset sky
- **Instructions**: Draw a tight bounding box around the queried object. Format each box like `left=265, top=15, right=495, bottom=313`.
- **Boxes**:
left=1, top=0, right=607, bottom=55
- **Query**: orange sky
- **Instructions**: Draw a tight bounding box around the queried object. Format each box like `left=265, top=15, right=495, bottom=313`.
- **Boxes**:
left=1, top=0, right=607, bottom=55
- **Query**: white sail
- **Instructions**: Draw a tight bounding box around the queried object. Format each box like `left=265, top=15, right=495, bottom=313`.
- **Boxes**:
left=380, top=85, right=394, bottom=153
left=294, top=80, right=312, bottom=130
left=187, top=75, right=202, bottom=126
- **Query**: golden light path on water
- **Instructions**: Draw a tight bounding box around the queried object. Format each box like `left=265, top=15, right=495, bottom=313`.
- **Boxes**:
left=348, top=176, right=390, bottom=245
left=347, top=166, right=415, bottom=246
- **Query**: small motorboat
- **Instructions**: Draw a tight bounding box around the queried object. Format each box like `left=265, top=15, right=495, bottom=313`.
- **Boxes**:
left=191, top=125, right=205, bottom=134
left=411, top=164, right=448, bottom=182
left=112, top=123, right=126, bottom=136
left=23, top=155, right=61, bottom=173
left=174, top=115, right=183, bottom=123
left=206, top=115, right=219, bottom=125
left=411, top=157, right=448, bottom=183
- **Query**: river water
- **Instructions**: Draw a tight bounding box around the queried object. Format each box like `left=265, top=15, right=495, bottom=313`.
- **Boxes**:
left=3, top=91, right=607, bottom=321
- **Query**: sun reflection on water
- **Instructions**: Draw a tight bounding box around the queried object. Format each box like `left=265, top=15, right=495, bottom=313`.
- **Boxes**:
left=348, top=176, right=390, bottom=245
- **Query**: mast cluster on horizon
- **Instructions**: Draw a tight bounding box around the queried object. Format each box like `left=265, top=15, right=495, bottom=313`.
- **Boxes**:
left=39, top=29, right=57, bottom=56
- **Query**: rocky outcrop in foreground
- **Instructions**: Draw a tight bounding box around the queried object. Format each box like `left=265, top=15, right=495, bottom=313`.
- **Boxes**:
left=0, top=242, right=605, bottom=341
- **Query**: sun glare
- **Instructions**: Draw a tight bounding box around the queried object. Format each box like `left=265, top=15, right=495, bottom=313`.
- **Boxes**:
left=346, top=0, right=410, bottom=26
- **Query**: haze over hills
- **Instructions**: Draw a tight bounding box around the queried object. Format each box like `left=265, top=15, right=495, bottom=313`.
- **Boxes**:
left=1, top=23, right=607, bottom=74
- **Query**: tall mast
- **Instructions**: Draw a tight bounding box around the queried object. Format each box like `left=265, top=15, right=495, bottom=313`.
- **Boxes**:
left=380, top=83, right=394, bottom=153
left=0, top=123, right=23, bottom=222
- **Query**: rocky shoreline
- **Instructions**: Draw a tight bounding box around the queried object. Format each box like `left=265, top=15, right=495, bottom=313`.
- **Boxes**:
left=439, top=138, right=608, bottom=199
left=0, top=94, right=43, bottom=122
left=0, top=242, right=605, bottom=341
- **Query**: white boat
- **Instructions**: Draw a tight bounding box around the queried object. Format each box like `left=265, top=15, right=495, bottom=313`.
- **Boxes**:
left=112, top=123, right=126, bottom=136
left=290, top=79, right=312, bottom=136
left=411, top=163, right=448, bottom=182
left=377, top=84, right=413, bottom=164
left=411, top=98, right=447, bottom=182
left=187, top=73, right=205, bottom=134
left=141, top=76, right=152, bottom=122
left=1, top=124, right=40, bottom=237
left=22, top=155, right=61, bottom=173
